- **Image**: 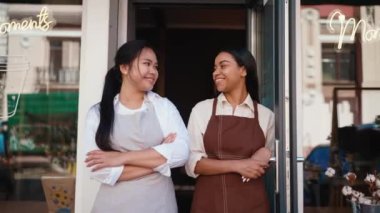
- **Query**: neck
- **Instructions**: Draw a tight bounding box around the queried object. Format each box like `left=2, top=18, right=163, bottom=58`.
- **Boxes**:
left=224, top=85, right=248, bottom=108
left=119, top=81, right=145, bottom=109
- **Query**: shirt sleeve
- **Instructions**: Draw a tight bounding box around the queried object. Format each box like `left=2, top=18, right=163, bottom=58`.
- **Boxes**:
left=151, top=99, right=190, bottom=177
left=84, top=106, right=124, bottom=186
left=264, top=111, right=275, bottom=156
left=185, top=106, right=208, bottom=178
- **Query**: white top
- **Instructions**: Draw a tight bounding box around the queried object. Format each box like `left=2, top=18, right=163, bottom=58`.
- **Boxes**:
left=185, top=93, right=275, bottom=178
left=85, top=91, right=190, bottom=185
left=91, top=94, right=178, bottom=213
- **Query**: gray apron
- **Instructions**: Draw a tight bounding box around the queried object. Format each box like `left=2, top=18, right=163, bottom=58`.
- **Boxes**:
left=91, top=100, right=177, bottom=213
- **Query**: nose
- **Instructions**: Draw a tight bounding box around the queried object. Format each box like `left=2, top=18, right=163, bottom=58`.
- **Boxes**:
left=149, top=68, right=158, bottom=80
left=213, top=68, right=221, bottom=78
left=148, top=66, right=158, bottom=75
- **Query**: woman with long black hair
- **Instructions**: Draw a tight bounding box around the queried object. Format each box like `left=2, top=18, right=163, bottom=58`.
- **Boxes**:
left=84, top=40, right=189, bottom=213
left=186, top=48, right=275, bottom=213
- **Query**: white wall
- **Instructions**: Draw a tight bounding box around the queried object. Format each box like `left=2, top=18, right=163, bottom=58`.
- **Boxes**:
left=75, top=0, right=110, bottom=212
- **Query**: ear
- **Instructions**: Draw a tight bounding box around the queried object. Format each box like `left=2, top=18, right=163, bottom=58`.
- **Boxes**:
left=119, top=64, right=129, bottom=75
left=240, top=66, right=247, bottom=77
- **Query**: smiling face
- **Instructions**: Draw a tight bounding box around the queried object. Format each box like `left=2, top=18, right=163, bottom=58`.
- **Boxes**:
left=213, top=51, right=246, bottom=93
left=120, top=47, right=158, bottom=91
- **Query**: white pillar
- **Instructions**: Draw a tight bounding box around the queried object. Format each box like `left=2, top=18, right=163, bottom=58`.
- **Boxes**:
left=75, top=0, right=110, bottom=212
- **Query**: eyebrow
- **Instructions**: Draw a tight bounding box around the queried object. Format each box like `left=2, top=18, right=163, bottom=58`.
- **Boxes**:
left=219, top=60, right=231, bottom=64
left=214, top=60, right=231, bottom=67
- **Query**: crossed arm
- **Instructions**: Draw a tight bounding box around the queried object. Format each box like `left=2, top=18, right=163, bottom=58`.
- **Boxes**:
left=194, top=147, right=271, bottom=179
left=84, top=100, right=189, bottom=185
left=85, top=133, right=176, bottom=182
left=185, top=107, right=273, bottom=180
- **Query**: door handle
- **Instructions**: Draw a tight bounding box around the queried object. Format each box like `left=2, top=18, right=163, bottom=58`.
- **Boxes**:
left=269, top=140, right=304, bottom=194
left=275, top=139, right=279, bottom=193
left=269, top=157, right=304, bottom=162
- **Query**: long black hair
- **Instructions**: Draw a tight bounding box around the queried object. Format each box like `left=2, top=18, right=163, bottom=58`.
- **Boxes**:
left=95, top=40, right=154, bottom=151
left=217, top=48, right=260, bottom=103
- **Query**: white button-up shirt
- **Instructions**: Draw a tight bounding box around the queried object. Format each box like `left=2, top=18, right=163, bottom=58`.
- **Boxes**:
left=185, top=93, right=275, bottom=178
left=85, top=91, right=190, bottom=185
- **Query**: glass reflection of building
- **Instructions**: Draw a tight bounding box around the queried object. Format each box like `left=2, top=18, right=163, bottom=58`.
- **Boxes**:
left=301, top=3, right=380, bottom=210
left=0, top=1, right=81, bottom=212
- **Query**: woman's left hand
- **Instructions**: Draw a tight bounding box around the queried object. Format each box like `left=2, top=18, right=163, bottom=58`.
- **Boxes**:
left=85, top=150, right=126, bottom=171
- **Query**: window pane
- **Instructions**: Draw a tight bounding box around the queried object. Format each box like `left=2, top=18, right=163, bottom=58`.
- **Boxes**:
left=339, top=51, right=355, bottom=81
left=322, top=44, right=356, bottom=83
left=322, top=55, right=336, bottom=82
left=302, top=5, right=380, bottom=213
left=0, top=3, right=81, bottom=212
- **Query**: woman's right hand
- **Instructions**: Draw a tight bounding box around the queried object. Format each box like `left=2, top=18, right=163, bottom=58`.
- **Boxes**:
left=85, top=150, right=126, bottom=171
left=235, top=158, right=268, bottom=179
left=161, top=133, right=177, bottom=144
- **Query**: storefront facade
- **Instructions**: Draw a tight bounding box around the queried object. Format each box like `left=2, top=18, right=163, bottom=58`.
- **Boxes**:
left=1, top=0, right=380, bottom=213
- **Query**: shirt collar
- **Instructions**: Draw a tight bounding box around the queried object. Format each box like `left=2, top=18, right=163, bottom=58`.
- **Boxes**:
left=217, top=93, right=255, bottom=112
left=113, top=91, right=159, bottom=106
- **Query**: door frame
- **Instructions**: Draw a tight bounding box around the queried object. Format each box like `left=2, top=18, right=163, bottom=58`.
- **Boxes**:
left=289, top=0, right=303, bottom=212
left=112, top=1, right=299, bottom=213
left=274, top=0, right=288, bottom=212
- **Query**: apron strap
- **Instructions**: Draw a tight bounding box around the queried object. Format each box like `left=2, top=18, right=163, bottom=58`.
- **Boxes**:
left=212, top=98, right=217, bottom=116
left=253, top=101, right=259, bottom=121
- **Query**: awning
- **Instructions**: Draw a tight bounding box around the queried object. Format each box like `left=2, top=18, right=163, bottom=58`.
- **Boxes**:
left=7, top=92, right=79, bottom=125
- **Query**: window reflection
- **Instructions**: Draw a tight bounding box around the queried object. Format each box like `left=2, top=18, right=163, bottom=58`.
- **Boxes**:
left=0, top=2, right=80, bottom=213
left=302, top=4, right=380, bottom=212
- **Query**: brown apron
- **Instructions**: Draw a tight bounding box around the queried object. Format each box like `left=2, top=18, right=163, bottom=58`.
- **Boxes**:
left=191, top=98, right=270, bottom=213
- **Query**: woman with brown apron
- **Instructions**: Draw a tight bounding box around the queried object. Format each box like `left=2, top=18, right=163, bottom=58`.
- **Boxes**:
left=186, top=48, right=275, bottom=213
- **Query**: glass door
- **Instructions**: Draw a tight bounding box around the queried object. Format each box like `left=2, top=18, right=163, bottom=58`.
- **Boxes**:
left=251, top=0, right=302, bottom=212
